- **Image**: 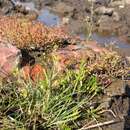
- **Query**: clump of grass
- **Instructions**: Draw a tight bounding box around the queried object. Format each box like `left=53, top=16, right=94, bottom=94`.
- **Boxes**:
left=0, top=62, right=102, bottom=130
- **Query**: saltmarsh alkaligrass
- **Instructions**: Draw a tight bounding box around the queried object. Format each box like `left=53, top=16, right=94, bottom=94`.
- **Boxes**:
left=0, top=62, right=102, bottom=130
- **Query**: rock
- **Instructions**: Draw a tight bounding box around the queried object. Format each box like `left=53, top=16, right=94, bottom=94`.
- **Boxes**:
left=52, top=44, right=95, bottom=72
left=125, top=11, right=130, bottom=27
left=10, top=1, right=39, bottom=14
left=30, top=64, right=45, bottom=82
left=0, top=42, right=21, bottom=78
left=126, top=56, right=130, bottom=64
left=113, top=12, right=120, bottom=21
left=125, top=0, right=130, bottom=4
left=104, top=80, right=126, bottom=97
left=88, top=0, right=111, bottom=5
left=97, top=15, right=121, bottom=35
left=87, top=0, right=97, bottom=2
left=95, top=6, right=114, bottom=16
left=97, top=17, right=113, bottom=34
left=67, top=20, right=86, bottom=35
left=110, top=1, right=125, bottom=7
left=42, top=0, right=53, bottom=6
left=22, top=64, right=45, bottom=82
left=53, top=2, right=74, bottom=16
left=61, top=17, right=70, bottom=25
left=0, top=0, right=38, bottom=19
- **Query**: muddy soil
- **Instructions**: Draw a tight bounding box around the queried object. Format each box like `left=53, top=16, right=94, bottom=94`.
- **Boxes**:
left=1, top=0, right=130, bottom=129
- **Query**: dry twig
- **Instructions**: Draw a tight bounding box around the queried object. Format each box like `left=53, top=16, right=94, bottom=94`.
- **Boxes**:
left=79, top=119, right=121, bottom=130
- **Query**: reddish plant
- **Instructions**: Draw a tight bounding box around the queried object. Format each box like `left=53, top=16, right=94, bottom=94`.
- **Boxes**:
left=0, top=16, right=73, bottom=50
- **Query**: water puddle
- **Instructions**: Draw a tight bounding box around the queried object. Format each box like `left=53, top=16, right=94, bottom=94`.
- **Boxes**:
left=92, top=33, right=130, bottom=48
left=80, top=33, right=130, bottom=48
left=80, top=33, right=130, bottom=56
left=37, top=9, right=61, bottom=26
left=37, top=8, right=130, bottom=56
left=91, top=33, right=130, bottom=56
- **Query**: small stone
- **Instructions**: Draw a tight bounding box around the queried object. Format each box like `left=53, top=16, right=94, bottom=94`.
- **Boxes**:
left=95, top=6, right=114, bottom=16
left=61, top=17, right=69, bottom=25
left=53, top=2, right=74, bottom=16
left=30, top=64, right=45, bottom=82
left=21, top=64, right=45, bottom=82
left=105, top=80, right=126, bottom=97
left=113, top=12, right=120, bottom=22
left=119, top=5, right=125, bottom=8
left=125, top=0, right=130, bottom=5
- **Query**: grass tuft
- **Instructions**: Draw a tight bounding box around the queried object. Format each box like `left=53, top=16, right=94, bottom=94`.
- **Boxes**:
left=0, top=62, right=102, bottom=130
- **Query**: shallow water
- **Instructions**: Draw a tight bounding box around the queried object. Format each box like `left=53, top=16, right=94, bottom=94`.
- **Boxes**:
left=91, top=33, right=130, bottom=56
left=80, top=33, right=130, bottom=56
left=80, top=33, right=130, bottom=48
left=37, top=9, right=61, bottom=26
left=37, top=8, right=130, bottom=56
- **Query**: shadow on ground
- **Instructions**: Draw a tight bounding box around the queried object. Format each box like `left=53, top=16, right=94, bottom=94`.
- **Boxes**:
left=124, top=85, right=130, bottom=130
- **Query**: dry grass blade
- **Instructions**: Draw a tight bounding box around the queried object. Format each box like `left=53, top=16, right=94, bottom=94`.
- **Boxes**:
left=79, top=119, right=122, bottom=130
